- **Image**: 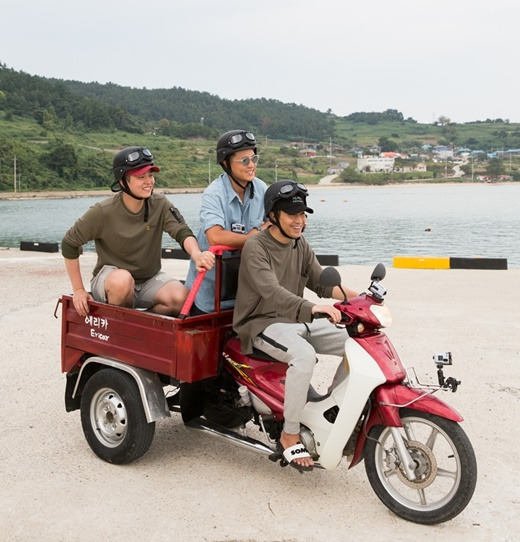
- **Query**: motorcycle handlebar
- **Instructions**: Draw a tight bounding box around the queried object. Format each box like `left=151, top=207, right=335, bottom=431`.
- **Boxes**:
left=312, top=312, right=330, bottom=319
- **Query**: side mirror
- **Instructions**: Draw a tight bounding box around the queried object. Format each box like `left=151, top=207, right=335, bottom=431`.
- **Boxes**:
left=319, top=266, right=342, bottom=288
left=320, top=266, right=348, bottom=302
left=370, top=263, right=386, bottom=282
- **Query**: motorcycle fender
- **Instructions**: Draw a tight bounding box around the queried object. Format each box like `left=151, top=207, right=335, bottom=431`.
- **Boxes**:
left=72, top=356, right=170, bottom=423
left=349, top=385, right=463, bottom=468
left=375, top=385, right=464, bottom=424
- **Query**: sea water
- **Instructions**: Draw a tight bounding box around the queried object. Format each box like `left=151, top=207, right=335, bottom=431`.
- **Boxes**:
left=1, top=183, right=518, bottom=268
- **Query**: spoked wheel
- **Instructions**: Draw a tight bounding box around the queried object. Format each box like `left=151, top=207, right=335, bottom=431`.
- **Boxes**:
left=364, top=408, right=477, bottom=524
left=80, top=368, right=155, bottom=464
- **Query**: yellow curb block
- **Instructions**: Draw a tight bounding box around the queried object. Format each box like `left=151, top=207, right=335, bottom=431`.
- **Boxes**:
left=393, top=255, right=450, bottom=269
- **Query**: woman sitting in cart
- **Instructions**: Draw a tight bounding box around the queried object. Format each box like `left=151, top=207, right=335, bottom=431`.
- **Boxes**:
left=61, top=146, right=214, bottom=318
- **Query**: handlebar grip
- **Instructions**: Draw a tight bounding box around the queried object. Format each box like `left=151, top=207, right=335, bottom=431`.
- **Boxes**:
left=178, top=244, right=239, bottom=319
left=178, top=268, right=207, bottom=318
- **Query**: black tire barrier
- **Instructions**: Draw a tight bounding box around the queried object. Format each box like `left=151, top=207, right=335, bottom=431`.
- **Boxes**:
left=162, top=248, right=190, bottom=260
left=450, top=257, right=507, bottom=270
left=316, top=254, right=339, bottom=266
left=162, top=248, right=340, bottom=266
left=20, top=241, right=59, bottom=253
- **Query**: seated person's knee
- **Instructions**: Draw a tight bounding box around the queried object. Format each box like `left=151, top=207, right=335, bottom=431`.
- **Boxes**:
left=153, top=281, right=189, bottom=314
left=105, top=269, right=134, bottom=305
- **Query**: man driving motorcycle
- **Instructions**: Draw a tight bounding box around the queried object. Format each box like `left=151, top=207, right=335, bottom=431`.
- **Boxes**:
left=232, top=180, right=358, bottom=470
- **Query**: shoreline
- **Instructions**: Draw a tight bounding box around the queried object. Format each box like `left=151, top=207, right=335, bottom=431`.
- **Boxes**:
left=0, top=180, right=508, bottom=201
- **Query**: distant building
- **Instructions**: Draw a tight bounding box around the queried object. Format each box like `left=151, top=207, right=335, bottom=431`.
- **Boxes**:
left=432, top=146, right=454, bottom=159
left=394, top=162, right=428, bottom=173
left=327, top=164, right=347, bottom=175
left=394, top=162, right=427, bottom=173
left=357, top=156, right=394, bottom=172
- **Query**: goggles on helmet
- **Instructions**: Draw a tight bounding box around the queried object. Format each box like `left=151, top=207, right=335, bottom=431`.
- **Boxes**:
left=228, top=131, right=256, bottom=147
left=125, top=148, right=153, bottom=164
left=277, top=182, right=308, bottom=198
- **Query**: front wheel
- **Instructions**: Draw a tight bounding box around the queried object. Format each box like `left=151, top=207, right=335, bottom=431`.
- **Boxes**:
left=364, top=408, right=477, bottom=524
left=80, top=368, right=155, bottom=464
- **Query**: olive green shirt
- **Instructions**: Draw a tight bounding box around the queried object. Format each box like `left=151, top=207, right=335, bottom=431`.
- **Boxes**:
left=61, top=192, right=194, bottom=281
left=232, top=229, right=333, bottom=354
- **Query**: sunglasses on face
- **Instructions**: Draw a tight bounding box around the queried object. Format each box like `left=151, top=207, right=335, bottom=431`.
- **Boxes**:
left=232, top=154, right=259, bottom=167
left=228, top=132, right=256, bottom=147
left=278, top=182, right=308, bottom=197
left=125, top=148, right=153, bottom=164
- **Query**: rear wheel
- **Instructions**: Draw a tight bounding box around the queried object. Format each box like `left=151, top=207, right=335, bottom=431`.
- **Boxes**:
left=80, top=368, right=155, bottom=464
left=364, top=408, right=477, bottom=524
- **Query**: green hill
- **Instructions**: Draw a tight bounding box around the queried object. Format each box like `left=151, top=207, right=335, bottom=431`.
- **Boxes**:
left=1, top=62, right=519, bottom=191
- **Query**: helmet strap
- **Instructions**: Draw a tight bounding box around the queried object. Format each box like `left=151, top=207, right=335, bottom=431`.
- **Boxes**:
left=120, top=178, right=152, bottom=222
left=270, top=210, right=299, bottom=242
left=224, top=161, right=255, bottom=199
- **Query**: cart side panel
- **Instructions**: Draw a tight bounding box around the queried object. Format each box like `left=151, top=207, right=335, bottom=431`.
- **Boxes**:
left=60, top=295, right=232, bottom=381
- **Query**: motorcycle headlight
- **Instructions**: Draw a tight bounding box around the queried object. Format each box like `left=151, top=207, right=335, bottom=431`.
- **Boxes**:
left=370, top=304, right=392, bottom=327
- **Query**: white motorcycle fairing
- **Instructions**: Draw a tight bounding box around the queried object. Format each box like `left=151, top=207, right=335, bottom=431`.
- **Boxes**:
left=300, top=337, right=386, bottom=470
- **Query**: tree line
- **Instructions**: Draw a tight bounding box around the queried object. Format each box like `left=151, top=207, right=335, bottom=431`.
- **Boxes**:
left=0, top=64, right=141, bottom=133
left=0, top=63, right=333, bottom=141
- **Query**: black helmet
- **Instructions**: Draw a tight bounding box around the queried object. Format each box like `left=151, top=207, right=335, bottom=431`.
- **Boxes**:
left=216, top=130, right=257, bottom=164
left=111, top=146, right=158, bottom=191
left=264, top=180, right=314, bottom=217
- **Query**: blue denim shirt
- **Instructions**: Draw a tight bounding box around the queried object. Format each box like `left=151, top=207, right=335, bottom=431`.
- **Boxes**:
left=185, top=173, right=267, bottom=313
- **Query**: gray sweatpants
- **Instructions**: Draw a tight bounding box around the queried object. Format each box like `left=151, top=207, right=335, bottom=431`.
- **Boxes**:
left=252, top=319, right=348, bottom=434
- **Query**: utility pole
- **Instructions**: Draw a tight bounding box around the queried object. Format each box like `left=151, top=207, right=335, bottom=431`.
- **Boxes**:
left=208, top=158, right=211, bottom=184
left=13, top=155, right=17, bottom=193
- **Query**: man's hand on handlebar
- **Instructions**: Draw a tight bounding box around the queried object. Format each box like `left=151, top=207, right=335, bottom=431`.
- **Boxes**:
left=311, top=304, right=342, bottom=324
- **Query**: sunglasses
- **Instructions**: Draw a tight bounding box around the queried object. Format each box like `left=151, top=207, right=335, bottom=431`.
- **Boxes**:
left=228, top=132, right=256, bottom=147
left=126, top=148, right=153, bottom=164
left=232, top=154, right=259, bottom=167
left=278, top=182, right=308, bottom=197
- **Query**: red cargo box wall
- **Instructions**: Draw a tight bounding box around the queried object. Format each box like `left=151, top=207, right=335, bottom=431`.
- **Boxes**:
left=60, top=296, right=233, bottom=382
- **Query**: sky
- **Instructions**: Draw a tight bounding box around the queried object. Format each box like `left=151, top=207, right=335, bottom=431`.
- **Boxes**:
left=1, top=0, right=519, bottom=124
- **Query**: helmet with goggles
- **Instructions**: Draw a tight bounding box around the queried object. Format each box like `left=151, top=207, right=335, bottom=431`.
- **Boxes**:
left=264, top=180, right=314, bottom=217
left=216, top=130, right=257, bottom=165
left=111, top=146, right=159, bottom=191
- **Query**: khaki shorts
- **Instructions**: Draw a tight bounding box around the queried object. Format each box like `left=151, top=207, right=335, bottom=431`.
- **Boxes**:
left=90, top=265, right=176, bottom=309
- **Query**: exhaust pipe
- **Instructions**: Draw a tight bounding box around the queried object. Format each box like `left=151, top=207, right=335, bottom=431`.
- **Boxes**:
left=186, top=417, right=274, bottom=455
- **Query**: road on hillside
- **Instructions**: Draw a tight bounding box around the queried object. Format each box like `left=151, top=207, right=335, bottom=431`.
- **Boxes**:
left=318, top=173, right=339, bottom=185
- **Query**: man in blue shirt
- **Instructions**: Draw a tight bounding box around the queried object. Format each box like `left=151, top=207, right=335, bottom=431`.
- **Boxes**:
left=185, top=130, right=268, bottom=314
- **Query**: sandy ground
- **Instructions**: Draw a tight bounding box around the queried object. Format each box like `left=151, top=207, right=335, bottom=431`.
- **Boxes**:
left=0, top=248, right=519, bottom=542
